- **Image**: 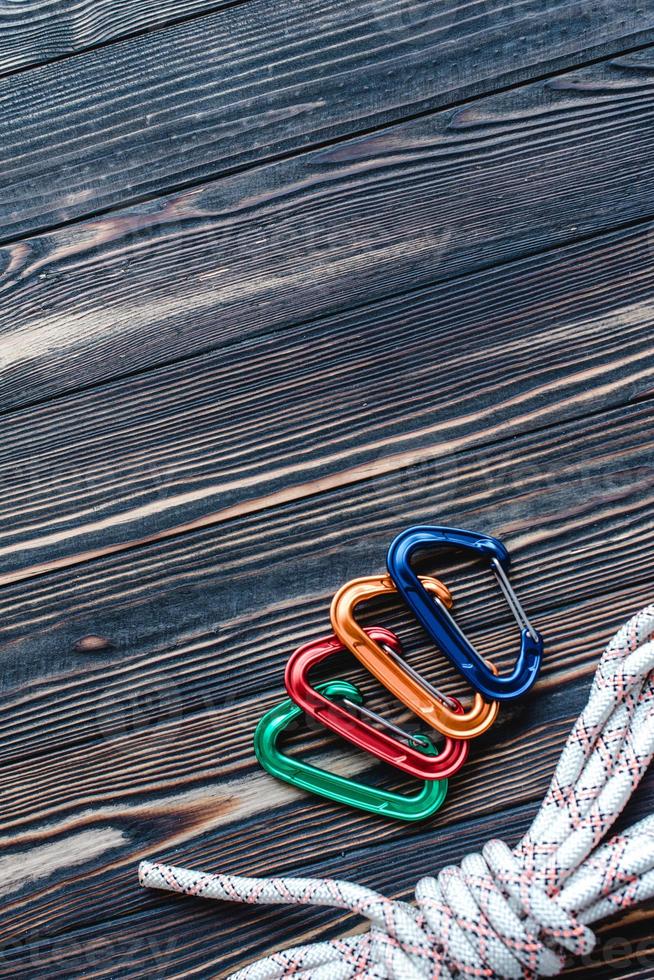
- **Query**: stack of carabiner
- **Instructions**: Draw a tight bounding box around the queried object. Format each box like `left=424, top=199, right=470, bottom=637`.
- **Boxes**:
left=254, top=525, right=543, bottom=822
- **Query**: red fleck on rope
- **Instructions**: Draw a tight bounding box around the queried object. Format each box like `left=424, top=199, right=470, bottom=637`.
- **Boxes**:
left=140, top=603, right=654, bottom=978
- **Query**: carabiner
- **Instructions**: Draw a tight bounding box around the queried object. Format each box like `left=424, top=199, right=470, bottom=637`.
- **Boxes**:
left=285, top=627, right=468, bottom=779
left=386, top=525, right=543, bottom=701
left=330, top=574, right=499, bottom=738
left=253, top=679, right=448, bottom=821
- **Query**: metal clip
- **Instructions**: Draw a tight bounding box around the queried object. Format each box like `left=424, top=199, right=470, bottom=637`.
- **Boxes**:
left=330, top=574, right=499, bottom=738
left=254, top=679, right=448, bottom=821
left=386, top=525, right=543, bottom=701
left=284, top=627, right=468, bottom=779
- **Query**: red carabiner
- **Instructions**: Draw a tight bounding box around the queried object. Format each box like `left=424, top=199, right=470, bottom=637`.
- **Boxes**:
left=285, top=627, right=468, bottom=780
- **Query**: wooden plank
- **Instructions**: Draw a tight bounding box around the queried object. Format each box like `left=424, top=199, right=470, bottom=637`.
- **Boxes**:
left=1, top=220, right=653, bottom=577
left=3, top=799, right=653, bottom=977
left=0, top=804, right=549, bottom=975
left=4, top=7, right=653, bottom=978
left=0, top=0, right=653, bottom=241
left=1, top=398, right=652, bottom=764
left=4, top=49, right=654, bottom=409
left=1, top=699, right=653, bottom=975
left=0, top=1, right=234, bottom=78
left=1, top=400, right=654, bottom=974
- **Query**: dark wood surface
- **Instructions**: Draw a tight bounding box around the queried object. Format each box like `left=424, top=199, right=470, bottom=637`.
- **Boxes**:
left=7, top=48, right=654, bottom=409
left=3, top=0, right=654, bottom=243
left=1, top=3, right=654, bottom=978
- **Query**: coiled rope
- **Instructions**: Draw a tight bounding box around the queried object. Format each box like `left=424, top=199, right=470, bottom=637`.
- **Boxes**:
left=139, top=603, right=654, bottom=978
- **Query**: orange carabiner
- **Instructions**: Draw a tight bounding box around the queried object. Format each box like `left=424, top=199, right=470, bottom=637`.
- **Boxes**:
left=330, top=574, right=499, bottom=739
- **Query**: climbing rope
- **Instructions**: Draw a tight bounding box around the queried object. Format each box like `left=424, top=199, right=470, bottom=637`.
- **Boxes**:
left=139, top=603, right=654, bottom=978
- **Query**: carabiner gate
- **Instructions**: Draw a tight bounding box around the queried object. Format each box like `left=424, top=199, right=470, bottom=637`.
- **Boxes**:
left=386, top=525, right=543, bottom=701
left=254, top=680, right=448, bottom=821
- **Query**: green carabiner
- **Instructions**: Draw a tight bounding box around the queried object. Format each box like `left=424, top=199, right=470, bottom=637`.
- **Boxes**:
left=253, top=680, right=448, bottom=821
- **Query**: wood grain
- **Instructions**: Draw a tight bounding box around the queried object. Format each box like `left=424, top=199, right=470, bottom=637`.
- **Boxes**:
left=2, top=719, right=653, bottom=976
left=0, top=805, right=555, bottom=975
left=4, top=384, right=652, bottom=973
left=1, top=390, right=653, bottom=974
left=3, top=3, right=654, bottom=977
left=1, top=218, right=654, bottom=577
left=0, top=0, right=235, bottom=78
left=1, top=0, right=654, bottom=243
left=0, top=397, right=652, bottom=775
left=4, top=49, right=654, bottom=409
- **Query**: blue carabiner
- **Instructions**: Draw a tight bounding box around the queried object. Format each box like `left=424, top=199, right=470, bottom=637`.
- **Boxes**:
left=386, top=525, right=543, bottom=701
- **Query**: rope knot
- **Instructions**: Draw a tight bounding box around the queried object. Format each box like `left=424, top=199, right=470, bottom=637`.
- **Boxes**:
left=407, top=840, right=594, bottom=979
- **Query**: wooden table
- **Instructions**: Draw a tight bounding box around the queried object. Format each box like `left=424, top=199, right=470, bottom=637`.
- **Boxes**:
left=2, top=2, right=654, bottom=976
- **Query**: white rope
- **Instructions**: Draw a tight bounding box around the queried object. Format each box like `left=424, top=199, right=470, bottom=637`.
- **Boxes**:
left=139, top=603, right=654, bottom=978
